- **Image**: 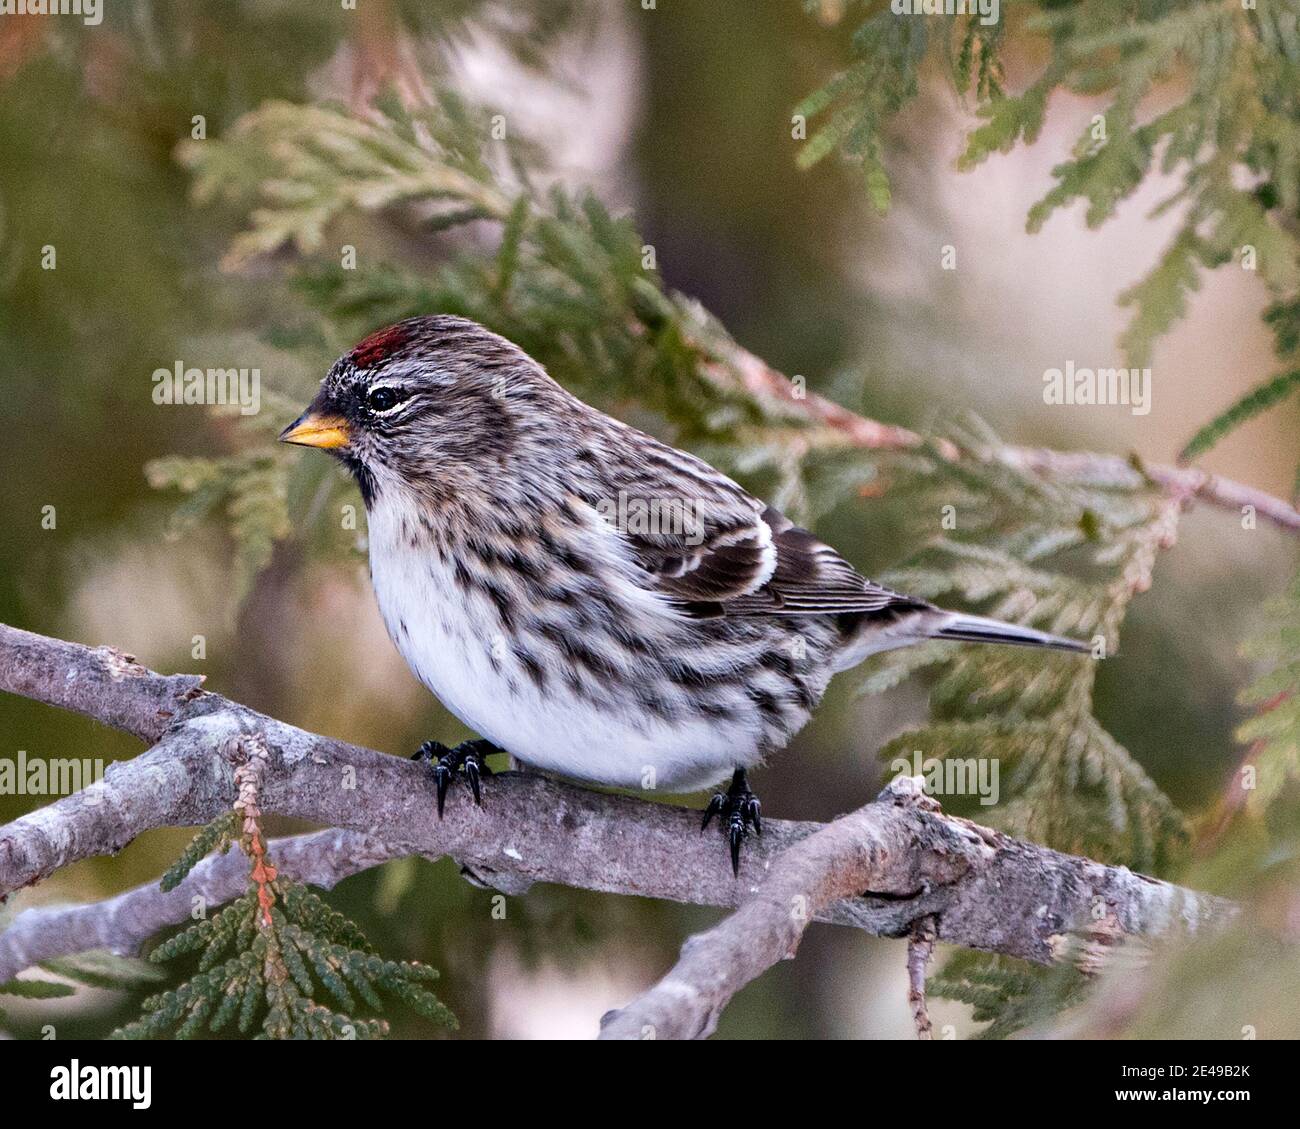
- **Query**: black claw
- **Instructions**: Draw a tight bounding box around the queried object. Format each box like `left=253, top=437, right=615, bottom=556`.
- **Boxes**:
left=414, top=738, right=498, bottom=817
left=435, top=764, right=452, bottom=817
left=703, top=767, right=762, bottom=877
left=460, top=738, right=500, bottom=766
left=412, top=740, right=446, bottom=762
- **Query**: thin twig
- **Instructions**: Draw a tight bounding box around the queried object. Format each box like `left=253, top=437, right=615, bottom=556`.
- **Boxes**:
left=907, top=915, right=938, bottom=1041
left=698, top=336, right=1300, bottom=536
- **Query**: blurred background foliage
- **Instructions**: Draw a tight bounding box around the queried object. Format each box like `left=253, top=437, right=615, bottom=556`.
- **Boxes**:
left=1, top=0, right=1298, bottom=1039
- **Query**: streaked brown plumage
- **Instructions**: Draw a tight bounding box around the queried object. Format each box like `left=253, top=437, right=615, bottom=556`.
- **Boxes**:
left=281, top=315, right=1089, bottom=872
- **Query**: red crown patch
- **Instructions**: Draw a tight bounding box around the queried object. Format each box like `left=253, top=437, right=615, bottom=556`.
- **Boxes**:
left=350, top=324, right=412, bottom=368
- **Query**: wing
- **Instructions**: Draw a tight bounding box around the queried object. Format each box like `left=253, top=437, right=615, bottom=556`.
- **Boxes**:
left=723, top=506, right=930, bottom=618
left=596, top=436, right=927, bottom=619
left=599, top=456, right=778, bottom=608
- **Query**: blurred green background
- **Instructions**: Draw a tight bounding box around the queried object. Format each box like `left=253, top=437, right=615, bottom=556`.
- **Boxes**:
left=1, top=0, right=1297, bottom=1039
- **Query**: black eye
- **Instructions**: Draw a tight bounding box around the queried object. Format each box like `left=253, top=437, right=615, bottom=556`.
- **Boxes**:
left=366, top=387, right=405, bottom=412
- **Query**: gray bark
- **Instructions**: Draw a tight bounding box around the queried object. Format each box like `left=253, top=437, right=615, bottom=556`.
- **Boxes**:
left=0, top=622, right=1236, bottom=1036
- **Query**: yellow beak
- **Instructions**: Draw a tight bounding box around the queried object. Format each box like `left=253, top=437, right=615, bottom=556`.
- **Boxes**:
left=279, top=413, right=351, bottom=450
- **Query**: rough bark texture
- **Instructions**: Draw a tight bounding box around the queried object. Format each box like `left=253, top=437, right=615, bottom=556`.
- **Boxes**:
left=0, top=622, right=1237, bottom=1036
left=0, top=627, right=205, bottom=743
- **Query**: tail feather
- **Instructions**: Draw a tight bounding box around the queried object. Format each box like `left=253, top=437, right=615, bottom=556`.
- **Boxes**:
left=930, top=612, right=1092, bottom=655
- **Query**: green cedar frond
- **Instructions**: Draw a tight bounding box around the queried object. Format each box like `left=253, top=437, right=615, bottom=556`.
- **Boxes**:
left=1117, top=230, right=1210, bottom=369
left=806, top=1, right=1300, bottom=366
left=0, top=978, right=76, bottom=999
left=795, top=7, right=933, bottom=212
left=39, top=952, right=167, bottom=992
left=109, top=810, right=454, bottom=1040
left=146, top=454, right=295, bottom=610
left=1, top=950, right=168, bottom=1030
left=1265, top=298, right=1300, bottom=358
left=1235, top=571, right=1300, bottom=816
left=865, top=419, right=1186, bottom=872
left=177, top=96, right=517, bottom=269
left=1179, top=369, right=1300, bottom=462
left=0, top=976, right=74, bottom=1026
left=113, top=881, right=454, bottom=1040
left=159, top=811, right=240, bottom=892
left=929, top=950, right=1089, bottom=1040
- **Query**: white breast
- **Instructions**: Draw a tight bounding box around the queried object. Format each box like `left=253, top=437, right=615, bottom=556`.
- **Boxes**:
left=364, top=494, right=757, bottom=793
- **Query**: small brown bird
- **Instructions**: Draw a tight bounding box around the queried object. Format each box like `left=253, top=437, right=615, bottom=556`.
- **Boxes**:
left=281, top=315, right=1089, bottom=873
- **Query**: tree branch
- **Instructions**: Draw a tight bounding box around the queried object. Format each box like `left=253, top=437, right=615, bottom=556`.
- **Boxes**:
left=598, top=780, right=934, bottom=1040
left=0, top=829, right=395, bottom=983
left=699, top=335, right=1300, bottom=535
left=0, top=626, right=204, bottom=743
left=0, top=623, right=1235, bottom=1036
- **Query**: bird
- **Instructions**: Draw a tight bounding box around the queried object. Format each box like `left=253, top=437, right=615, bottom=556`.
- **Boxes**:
left=280, top=314, right=1091, bottom=874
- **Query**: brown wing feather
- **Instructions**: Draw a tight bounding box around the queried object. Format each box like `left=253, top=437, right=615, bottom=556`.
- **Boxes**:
left=722, top=507, right=930, bottom=617
left=617, top=486, right=927, bottom=619
left=589, top=414, right=928, bottom=619
left=630, top=519, right=775, bottom=604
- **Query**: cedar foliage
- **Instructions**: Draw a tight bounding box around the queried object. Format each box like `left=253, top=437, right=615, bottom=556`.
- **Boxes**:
left=143, top=3, right=1297, bottom=1037
left=801, top=1, right=1300, bottom=477
left=1235, top=568, right=1300, bottom=815
left=5, top=0, right=1291, bottom=1039
left=800, top=1, right=1300, bottom=1031
left=0, top=933, right=165, bottom=1033
left=864, top=418, right=1185, bottom=871
left=113, top=814, right=455, bottom=1040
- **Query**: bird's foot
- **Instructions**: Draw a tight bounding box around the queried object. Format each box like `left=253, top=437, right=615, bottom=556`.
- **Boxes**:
left=702, top=766, right=762, bottom=877
left=412, top=738, right=499, bottom=817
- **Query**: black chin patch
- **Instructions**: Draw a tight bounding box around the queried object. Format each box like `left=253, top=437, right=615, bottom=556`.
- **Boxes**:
left=336, top=451, right=378, bottom=508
